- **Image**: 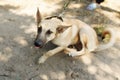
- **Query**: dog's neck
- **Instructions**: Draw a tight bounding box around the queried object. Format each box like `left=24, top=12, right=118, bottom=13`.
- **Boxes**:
left=45, top=16, right=63, bottom=22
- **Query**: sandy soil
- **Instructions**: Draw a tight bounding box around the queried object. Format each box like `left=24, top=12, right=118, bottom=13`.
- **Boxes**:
left=0, top=0, right=120, bottom=80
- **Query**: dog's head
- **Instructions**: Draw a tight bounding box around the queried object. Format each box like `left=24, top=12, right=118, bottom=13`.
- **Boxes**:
left=34, top=9, right=67, bottom=48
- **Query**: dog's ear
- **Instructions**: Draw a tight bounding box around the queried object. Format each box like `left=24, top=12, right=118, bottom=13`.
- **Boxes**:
left=57, top=25, right=71, bottom=33
left=36, top=8, right=42, bottom=27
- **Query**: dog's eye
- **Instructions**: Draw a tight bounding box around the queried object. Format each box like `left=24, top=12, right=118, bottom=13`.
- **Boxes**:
left=38, top=27, right=42, bottom=33
left=46, top=30, right=53, bottom=35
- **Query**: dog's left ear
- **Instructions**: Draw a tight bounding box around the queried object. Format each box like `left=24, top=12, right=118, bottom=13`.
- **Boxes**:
left=36, top=8, right=42, bottom=27
left=57, top=25, right=71, bottom=33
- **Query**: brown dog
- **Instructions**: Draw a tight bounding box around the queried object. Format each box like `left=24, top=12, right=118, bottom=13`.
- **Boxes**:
left=34, top=8, right=116, bottom=64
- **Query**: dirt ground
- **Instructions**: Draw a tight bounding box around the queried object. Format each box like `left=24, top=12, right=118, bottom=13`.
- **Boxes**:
left=0, top=0, right=120, bottom=80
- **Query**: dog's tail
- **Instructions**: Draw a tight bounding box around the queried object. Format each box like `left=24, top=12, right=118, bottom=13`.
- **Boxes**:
left=95, top=28, right=116, bottom=51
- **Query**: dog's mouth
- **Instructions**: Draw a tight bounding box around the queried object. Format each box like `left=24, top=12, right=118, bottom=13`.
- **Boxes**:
left=34, top=44, right=44, bottom=48
left=34, top=45, right=43, bottom=48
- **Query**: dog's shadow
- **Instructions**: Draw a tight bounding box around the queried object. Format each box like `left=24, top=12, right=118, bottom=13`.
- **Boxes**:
left=34, top=41, right=57, bottom=64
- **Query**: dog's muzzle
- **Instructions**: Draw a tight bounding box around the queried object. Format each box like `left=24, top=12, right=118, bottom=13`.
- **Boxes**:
left=34, top=39, right=44, bottom=48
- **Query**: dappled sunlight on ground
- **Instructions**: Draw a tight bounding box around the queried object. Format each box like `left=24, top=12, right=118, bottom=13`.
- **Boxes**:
left=0, top=0, right=120, bottom=80
left=13, top=36, right=28, bottom=47
left=0, top=47, right=13, bottom=62
left=80, top=53, right=93, bottom=65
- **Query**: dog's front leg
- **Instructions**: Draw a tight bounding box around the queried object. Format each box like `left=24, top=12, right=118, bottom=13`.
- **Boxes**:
left=38, top=47, right=65, bottom=64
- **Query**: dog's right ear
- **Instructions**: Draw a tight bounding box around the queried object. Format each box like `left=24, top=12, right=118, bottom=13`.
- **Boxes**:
left=57, top=25, right=71, bottom=33
left=36, top=8, right=42, bottom=27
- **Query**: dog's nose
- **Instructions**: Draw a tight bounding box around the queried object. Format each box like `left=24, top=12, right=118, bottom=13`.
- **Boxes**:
left=34, top=40, right=44, bottom=48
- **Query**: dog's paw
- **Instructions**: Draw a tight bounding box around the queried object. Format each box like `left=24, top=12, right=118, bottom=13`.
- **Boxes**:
left=69, top=52, right=84, bottom=57
left=38, top=56, right=46, bottom=64
left=69, top=52, right=77, bottom=57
